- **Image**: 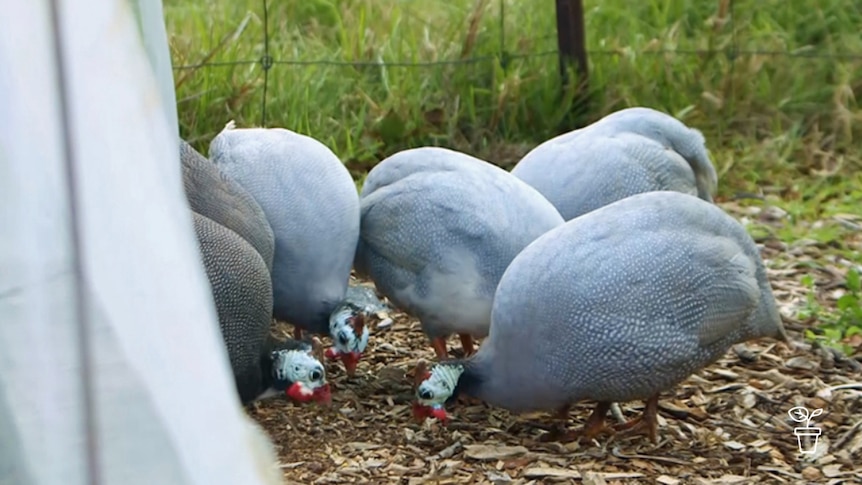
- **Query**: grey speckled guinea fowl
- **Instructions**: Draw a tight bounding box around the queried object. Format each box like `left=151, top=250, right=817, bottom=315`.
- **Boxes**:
left=208, top=122, right=368, bottom=376
left=511, top=107, right=718, bottom=220
left=191, top=212, right=331, bottom=406
left=355, top=147, right=565, bottom=360
left=411, top=191, right=787, bottom=443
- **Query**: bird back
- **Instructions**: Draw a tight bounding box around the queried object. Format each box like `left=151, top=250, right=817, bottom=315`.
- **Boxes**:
left=484, top=191, right=784, bottom=410
left=180, top=140, right=275, bottom=272
left=209, top=126, right=360, bottom=332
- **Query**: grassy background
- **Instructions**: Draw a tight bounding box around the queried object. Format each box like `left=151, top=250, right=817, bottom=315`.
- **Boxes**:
left=164, top=0, right=862, bottom=343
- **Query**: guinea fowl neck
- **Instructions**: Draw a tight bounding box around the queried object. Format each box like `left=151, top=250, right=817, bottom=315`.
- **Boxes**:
left=446, top=356, right=486, bottom=404
left=258, top=335, right=284, bottom=391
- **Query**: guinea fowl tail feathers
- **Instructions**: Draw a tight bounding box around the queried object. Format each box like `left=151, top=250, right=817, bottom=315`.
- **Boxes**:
left=763, top=293, right=789, bottom=343
left=776, top=318, right=790, bottom=343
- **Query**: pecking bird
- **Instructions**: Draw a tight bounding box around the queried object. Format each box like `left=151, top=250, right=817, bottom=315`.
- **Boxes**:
left=208, top=122, right=368, bottom=376
left=411, top=191, right=787, bottom=443
left=181, top=141, right=330, bottom=405
left=354, top=147, right=564, bottom=360
left=511, top=107, right=718, bottom=220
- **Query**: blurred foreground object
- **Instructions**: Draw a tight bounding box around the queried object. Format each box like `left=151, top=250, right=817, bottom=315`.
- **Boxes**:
left=0, top=1, right=283, bottom=484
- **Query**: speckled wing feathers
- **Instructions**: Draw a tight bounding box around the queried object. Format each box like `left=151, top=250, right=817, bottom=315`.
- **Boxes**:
left=192, top=212, right=273, bottom=404
left=180, top=140, right=276, bottom=271
left=693, top=243, right=760, bottom=347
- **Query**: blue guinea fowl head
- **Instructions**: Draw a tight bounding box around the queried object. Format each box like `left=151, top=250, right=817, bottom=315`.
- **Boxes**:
left=411, top=360, right=465, bottom=424
left=269, top=338, right=331, bottom=405
left=325, top=301, right=369, bottom=377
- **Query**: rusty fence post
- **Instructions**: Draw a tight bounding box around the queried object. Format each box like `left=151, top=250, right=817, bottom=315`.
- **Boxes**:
left=555, top=0, right=590, bottom=123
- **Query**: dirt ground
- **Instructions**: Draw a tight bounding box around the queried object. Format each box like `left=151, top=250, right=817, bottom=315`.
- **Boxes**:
left=246, top=202, right=862, bottom=485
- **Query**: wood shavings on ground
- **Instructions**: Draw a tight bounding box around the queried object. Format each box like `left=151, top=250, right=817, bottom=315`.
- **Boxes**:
left=247, top=201, right=862, bottom=484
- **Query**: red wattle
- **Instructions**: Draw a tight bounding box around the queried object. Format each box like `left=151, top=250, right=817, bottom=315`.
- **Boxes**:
left=341, top=351, right=362, bottom=376
left=430, top=407, right=448, bottom=424
left=412, top=402, right=430, bottom=421
left=324, top=348, right=339, bottom=359
left=313, top=383, right=332, bottom=405
left=286, top=382, right=309, bottom=402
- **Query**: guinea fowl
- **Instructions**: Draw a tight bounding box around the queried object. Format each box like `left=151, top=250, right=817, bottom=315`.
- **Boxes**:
left=208, top=122, right=367, bottom=376
left=511, top=107, right=718, bottom=220
left=192, top=213, right=331, bottom=405
left=411, top=191, right=787, bottom=443
left=354, top=147, right=564, bottom=360
left=180, top=141, right=331, bottom=405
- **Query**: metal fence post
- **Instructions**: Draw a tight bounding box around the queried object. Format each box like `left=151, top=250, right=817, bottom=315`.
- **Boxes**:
left=555, top=0, right=589, bottom=121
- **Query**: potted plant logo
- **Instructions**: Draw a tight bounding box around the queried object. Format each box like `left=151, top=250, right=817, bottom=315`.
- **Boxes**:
left=788, top=406, right=823, bottom=454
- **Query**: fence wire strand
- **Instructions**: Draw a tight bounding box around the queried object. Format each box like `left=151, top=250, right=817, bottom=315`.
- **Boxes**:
left=169, top=0, right=862, bottom=127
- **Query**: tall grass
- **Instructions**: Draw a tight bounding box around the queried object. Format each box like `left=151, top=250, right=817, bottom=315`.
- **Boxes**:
left=165, top=0, right=862, bottom=349
left=164, top=0, right=862, bottom=200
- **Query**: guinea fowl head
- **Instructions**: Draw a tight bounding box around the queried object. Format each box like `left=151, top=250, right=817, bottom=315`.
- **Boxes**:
left=270, top=337, right=331, bottom=405
left=325, top=302, right=369, bottom=377
left=411, top=360, right=465, bottom=424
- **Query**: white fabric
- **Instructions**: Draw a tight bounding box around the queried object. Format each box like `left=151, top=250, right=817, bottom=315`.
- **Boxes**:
left=130, top=0, right=179, bottom=141
left=0, top=1, right=282, bottom=484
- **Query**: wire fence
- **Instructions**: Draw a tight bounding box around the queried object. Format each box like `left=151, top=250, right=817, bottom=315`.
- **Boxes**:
left=169, top=0, right=862, bottom=162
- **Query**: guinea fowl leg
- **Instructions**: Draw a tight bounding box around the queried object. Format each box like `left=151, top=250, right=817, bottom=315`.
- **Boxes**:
left=293, top=327, right=303, bottom=340
left=612, top=394, right=660, bottom=443
left=431, top=337, right=449, bottom=360
left=458, top=334, right=476, bottom=356
left=579, top=401, right=614, bottom=441
left=540, top=402, right=613, bottom=442
left=538, top=405, right=572, bottom=442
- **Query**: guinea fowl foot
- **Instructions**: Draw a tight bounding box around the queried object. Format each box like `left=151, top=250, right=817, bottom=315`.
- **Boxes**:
left=612, top=394, right=660, bottom=444
left=540, top=402, right=613, bottom=443
left=431, top=337, right=449, bottom=360
left=458, top=333, right=476, bottom=356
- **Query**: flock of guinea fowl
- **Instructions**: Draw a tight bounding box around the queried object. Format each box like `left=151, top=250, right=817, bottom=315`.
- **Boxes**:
left=181, top=107, right=788, bottom=445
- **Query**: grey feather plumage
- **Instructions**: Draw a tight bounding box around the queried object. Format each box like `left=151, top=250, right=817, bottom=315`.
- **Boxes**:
left=209, top=125, right=360, bottom=335
left=459, top=191, right=785, bottom=413
left=192, top=212, right=273, bottom=404
left=354, top=147, right=565, bottom=340
left=511, top=107, right=718, bottom=220
left=180, top=140, right=275, bottom=271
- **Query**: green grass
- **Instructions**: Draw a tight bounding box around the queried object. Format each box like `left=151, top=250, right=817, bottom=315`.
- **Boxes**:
left=164, top=0, right=862, bottom=348
left=800, top=269, right=862, bottom=355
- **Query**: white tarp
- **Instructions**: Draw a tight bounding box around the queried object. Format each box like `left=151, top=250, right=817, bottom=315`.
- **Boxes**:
left=0, top=1, right=283, bottom=484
